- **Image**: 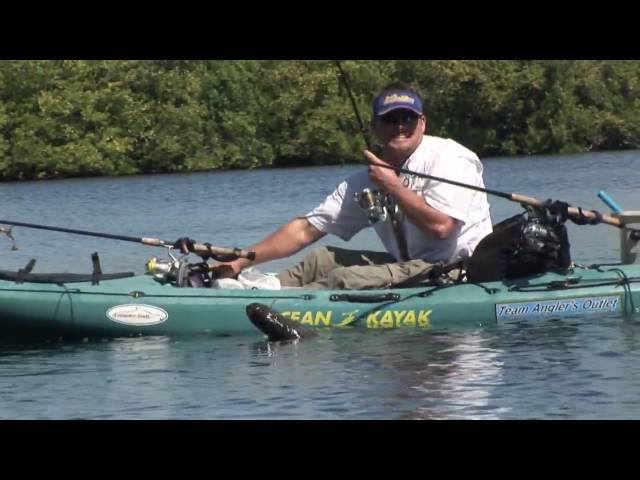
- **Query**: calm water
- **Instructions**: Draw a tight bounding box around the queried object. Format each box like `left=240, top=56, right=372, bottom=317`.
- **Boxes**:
left=0, top=150, right=639, bottom=419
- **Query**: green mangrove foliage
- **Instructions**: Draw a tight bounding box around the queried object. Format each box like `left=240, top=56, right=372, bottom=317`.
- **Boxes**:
left=0, top=60, right=638, bottom=180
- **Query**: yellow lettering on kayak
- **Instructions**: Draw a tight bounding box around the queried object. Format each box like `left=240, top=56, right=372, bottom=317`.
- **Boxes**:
left=380, top=311, right=395, bottom=328
left=366, top=311, right=381, bottom=328
left=279, top=311, right=333, bottom=325
left=403, top=310, right=416, bottom=327
left=393, top=311, right=406, bottom=324
left=301, top=311, right=314, bottom=325
left=418, top=310, right=432, bottom=327
left=335, top=310, right=358, bottom=327
left=285, top=309, right=431, bottom=329
left=315, top=311, right=332, bottom=326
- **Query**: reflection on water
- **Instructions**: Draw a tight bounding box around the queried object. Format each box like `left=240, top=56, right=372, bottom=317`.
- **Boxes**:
left=1, top=151, right=640, bottom=418
left=404, top=332, right=507, bottom=419
left=3, top=315, right=640, bottom=419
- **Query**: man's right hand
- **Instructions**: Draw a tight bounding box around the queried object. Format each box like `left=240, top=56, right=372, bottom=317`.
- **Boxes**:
left=210, top=262, right=242, bottom=279
left=173, top=237, right=196, bottom=254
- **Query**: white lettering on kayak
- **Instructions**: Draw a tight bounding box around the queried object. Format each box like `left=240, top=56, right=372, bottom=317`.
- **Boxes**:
left=106, top=304, right=169, bottom=326
left=496, top=295, right=620, bottom=320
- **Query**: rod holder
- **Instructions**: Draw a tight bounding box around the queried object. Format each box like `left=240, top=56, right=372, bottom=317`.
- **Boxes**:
left=597, top=190, right=623, bottom=214
left=614, top=211, right=640, bottom=264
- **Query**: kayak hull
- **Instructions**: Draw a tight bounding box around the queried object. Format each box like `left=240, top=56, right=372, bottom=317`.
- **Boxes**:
left=1, top=264, right=639, bottom=340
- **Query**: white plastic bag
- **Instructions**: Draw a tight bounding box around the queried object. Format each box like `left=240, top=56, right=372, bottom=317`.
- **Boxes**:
left=237, top=268, right=281, bottom=290
left=212, top=268, right=281, bottom=290
left=212, top=278, right=245, bottom=289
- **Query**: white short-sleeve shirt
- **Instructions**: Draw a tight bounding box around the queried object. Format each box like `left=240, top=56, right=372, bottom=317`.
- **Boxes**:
left=305, top=135, right=493, bottom=263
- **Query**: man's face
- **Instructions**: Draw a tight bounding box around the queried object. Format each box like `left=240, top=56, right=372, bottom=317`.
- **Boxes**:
left=373, top=109, right=426, bottom=159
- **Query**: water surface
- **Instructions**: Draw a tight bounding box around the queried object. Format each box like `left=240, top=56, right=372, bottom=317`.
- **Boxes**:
left=0, top=150, right=639, bottom=419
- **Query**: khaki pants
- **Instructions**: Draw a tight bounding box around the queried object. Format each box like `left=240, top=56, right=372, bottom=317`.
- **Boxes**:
left=277, top=246, right=443, bottom=290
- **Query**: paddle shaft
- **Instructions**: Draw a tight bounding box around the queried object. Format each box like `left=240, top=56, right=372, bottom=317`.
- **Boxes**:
left=0, top=219, right=256, bottom=259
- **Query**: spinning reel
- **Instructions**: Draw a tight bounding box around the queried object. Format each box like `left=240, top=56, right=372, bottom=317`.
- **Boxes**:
left=354, top=188, right=396, bottom=224
left=145, top=240, right=253, bottom=288
left=146, top=248, right=213, bottom=288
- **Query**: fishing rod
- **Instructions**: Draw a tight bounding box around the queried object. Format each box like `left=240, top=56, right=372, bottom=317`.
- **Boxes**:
left=334, top=60, right=373, bottom=151
left=361, top=151, right=627, bottom=229
left=334, top=61, right=411, bottom=259
left=333, top=61, right=628, bottom=231
left=0, top=219, right=256, bottom=260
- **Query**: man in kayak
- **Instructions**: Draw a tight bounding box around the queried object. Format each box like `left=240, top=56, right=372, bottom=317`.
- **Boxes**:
left=209, top=83, right=493, bottom=289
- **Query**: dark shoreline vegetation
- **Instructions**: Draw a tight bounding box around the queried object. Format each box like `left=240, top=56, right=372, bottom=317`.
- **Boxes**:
left=1, top=60, right=639, bottom=182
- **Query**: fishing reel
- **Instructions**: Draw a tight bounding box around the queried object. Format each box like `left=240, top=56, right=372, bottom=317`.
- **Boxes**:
left=145, top=249, right=212, bottom=287
left=520, top=206, right=562, bottom=254
left=354, top=188, right=395, bottom=224
left=521, top=222, right=560, bottom=253
left=146, top=250, right=186, bottom=282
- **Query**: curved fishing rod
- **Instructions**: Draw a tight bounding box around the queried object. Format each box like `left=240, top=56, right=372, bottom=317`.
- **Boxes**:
left=0, top=219, right=256, bottom=260
left=365, top=155, right=625, bottom=228
left=334, top=60, right=372, bottom=151
left=333, top=61, right=627, bottom=230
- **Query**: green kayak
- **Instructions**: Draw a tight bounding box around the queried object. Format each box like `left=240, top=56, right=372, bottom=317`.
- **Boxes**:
left=0, top=262, right=638, bottom=340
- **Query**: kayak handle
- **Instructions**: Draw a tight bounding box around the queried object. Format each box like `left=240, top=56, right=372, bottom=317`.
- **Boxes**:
left=329, top=293, right=401, bottom=303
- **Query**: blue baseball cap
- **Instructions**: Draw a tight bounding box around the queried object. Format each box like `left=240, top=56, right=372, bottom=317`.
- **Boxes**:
left=372, top=90, right=423, bottom=117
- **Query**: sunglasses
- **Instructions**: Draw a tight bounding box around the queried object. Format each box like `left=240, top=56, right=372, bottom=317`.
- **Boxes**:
left=379, top=112, right=420, bottom=125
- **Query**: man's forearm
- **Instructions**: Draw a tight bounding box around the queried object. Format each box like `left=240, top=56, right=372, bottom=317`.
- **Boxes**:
left=387, top=183, right=456, bottom=239
left=230, top=217, right=325, bottom=271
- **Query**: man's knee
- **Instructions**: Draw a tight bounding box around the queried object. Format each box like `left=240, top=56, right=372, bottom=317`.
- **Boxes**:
left=304, top=245, right=331, bottom=263
left=325, top=266, right=351, bottom=289
left=326, top=265, right=392, bottom=290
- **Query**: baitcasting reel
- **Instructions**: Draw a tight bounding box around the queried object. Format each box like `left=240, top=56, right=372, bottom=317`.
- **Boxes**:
left=354, top=188, right=395, bottom=224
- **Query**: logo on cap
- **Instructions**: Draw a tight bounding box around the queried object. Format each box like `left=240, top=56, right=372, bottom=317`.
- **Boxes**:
left=373, top=90, right=423, bottom=116
left=383, top=94, right=416, bottom=106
